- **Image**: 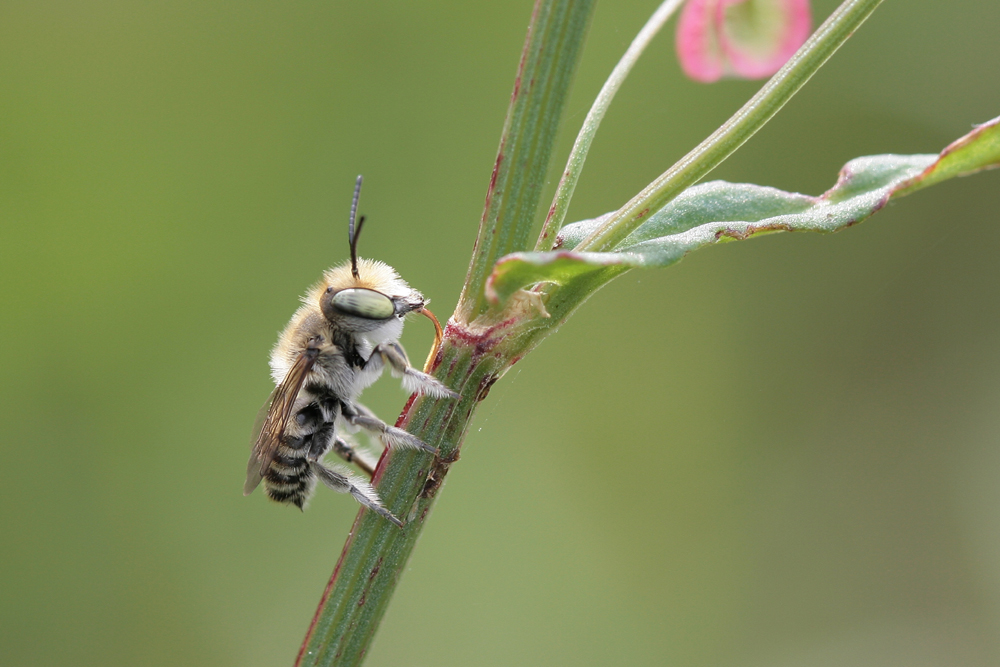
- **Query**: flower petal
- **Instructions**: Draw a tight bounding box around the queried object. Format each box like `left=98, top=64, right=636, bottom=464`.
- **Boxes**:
left=676, top=0, right=811, bottom=83
left=718, top=0, right=811, bottom=79
left=676, top=0, right=726, bottom=83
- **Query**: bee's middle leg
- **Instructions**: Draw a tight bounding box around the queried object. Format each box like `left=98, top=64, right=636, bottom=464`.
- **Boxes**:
left=341, top=401, right=438, bottom=455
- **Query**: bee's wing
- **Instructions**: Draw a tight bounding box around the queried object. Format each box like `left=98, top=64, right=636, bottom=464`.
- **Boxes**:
left=243, top=349, right=319, bottom=496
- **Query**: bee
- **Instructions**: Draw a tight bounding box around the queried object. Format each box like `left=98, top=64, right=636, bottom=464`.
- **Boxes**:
left=244, top=175, right=457, bottom=527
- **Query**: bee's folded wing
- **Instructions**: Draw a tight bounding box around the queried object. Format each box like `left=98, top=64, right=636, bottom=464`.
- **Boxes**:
left=243, top=348, right=319, bottom=495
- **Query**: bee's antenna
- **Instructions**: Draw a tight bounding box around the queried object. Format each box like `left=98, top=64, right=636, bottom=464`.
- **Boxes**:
left=349, top=175, right=364, bottom=279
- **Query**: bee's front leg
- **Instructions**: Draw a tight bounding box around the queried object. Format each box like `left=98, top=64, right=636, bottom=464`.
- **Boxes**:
left=340, top=400, right=438, bottom=455
left=367, top=341, right=459, bottom=400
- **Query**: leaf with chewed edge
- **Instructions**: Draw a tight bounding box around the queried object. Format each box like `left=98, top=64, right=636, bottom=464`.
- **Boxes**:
left=486, top=116, right=1000, bottom=306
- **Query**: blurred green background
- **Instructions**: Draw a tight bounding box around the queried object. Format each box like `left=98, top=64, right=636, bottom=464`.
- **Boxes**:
left=2, top=1, right=999, bottom=665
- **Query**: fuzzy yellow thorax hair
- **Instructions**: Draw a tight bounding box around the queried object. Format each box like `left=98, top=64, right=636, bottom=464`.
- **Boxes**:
left=302, top=258, right=411, bottom=306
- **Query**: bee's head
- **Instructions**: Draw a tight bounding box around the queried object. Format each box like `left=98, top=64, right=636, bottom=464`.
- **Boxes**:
left=317, top=259, right=424, bottom=333
left=313, top=176, right=425, bottom=334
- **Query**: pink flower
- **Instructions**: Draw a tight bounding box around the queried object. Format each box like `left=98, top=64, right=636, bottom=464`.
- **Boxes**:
left=676, top=0, right=812, bottom=83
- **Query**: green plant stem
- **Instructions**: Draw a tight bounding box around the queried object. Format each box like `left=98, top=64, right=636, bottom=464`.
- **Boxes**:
left=457, top=0, right=597, bottom=322
left=536, top=0, right=685, bottom=252
left=294, top=339, right=505, bottom=667
left=294, top=2, right=596, bottom=664
left=576, top=0, right=885, bottom=253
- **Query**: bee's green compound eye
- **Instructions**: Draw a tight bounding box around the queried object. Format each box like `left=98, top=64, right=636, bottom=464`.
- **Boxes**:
left=331, top=288, right=395, bottom=320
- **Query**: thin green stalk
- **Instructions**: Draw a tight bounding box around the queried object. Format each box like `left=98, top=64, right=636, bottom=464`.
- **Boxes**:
left=576, top=0, right=885, bottom=253
left=293, top=2, right=888, bottom=665
left=536, top=0, right=685, bottom=252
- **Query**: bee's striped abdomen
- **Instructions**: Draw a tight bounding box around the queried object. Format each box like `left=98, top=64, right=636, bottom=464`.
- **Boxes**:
left=263, top=446, right=314, bottom=509
left=263, top=395, right=338, bottom=509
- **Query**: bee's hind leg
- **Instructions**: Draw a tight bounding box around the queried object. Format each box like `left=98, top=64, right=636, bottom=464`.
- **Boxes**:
left=309, top=459, right=403, bottom=528
left=341, top=401, right=438, bottom=455
left=305, top=424, right=379, bottom=478
left=330, top=435, right=378, bottom=477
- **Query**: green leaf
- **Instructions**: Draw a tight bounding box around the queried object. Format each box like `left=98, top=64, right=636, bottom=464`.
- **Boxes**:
left=571, top=0, right=887, bottom=254
left=486, top=116, right=1000, bottom=305
left=894, top=116, right=1000, bottom=195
